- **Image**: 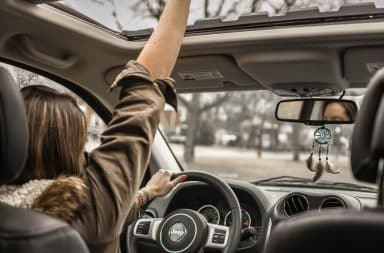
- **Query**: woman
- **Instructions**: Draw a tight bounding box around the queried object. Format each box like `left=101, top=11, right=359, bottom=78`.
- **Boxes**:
left=0, top=0, right=192, bottom=252
left=323, top=101, right=357, bottom=122
left=10, top=84, right=185, bottom=223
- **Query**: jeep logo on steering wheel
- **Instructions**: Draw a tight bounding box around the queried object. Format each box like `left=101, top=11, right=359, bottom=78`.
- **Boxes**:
left=168, top=223, right=187, bottom=243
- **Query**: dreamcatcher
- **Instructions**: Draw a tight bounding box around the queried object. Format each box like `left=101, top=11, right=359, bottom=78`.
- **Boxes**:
left=306, top=126, right=340, bottom=182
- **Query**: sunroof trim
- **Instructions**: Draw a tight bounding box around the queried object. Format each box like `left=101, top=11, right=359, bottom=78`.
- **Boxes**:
left=48, top=2, right=119, bottom=34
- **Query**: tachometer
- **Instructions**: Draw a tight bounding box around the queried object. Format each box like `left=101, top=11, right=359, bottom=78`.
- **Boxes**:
left=224, top=209, right=252, bottom=228
left=197, top=205, right=220, bottom=225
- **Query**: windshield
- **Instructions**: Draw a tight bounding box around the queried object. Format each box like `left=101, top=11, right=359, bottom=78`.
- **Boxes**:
left=160, top=90, right=375, bottom=191
left=62, top=0, right=379, bottom=32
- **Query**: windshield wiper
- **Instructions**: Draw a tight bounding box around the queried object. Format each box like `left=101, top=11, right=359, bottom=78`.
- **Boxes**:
left=254, top=176, right=377, bottom=193
left=254, top=176, right=313, bottom=185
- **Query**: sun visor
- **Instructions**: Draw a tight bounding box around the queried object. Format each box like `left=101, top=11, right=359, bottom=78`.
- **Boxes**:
left=236, top=50, right=347, bottom=96
left=344, top=47, right=384, bottom=88
left=171, top=55, right=262, bottom=92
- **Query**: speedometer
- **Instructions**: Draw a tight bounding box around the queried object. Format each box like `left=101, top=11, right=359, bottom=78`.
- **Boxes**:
left=224, top=209, right=252, bottom=228
left=197, top=205, right=220, bottom=225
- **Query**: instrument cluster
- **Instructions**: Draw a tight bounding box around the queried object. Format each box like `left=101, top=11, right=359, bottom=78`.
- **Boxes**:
left=197, top=204, right=252, bottom=229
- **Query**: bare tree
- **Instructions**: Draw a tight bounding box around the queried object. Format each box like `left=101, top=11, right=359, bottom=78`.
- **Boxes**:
left=179, top=94, right=229, bottom=162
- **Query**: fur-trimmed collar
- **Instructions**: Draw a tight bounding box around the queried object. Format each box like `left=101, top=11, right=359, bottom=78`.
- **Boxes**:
left=0, top=177, right=88, bottom=224
left=0, top=179, right=54, bottom=208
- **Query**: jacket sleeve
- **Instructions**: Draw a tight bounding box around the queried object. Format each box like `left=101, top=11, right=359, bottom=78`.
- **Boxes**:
left=77, top=61, right=177, bottom=243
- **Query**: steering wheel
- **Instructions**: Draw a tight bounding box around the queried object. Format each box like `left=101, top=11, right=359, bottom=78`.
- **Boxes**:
left=132, top=171, right=242, bottom=253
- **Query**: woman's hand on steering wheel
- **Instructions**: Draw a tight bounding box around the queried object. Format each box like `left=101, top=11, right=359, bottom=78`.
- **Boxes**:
left=145, top=169, right=188, bottom=201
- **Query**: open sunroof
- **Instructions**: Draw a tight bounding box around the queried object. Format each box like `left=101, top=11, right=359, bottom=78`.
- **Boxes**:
left=61, top=0, right=382, bottom=37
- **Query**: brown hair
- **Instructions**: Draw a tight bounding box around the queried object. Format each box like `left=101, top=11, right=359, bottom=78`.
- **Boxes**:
left=16, top=85, right=87, bottom=184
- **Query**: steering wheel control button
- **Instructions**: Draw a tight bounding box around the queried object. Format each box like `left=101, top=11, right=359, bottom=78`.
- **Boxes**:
left=215, top=229, right=227, bottom=234
left=158, top=209, right=208, bottom=253
left=206, top=223, right=230, bottom=249
left=136, top=221, right=151, bottom=235
left=214, top=228, right=227, bottom=244
left=168, top=223, right=187, bottom=243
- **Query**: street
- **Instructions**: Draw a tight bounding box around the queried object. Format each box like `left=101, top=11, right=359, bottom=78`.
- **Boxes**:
left=170, top=144, right=356, bottom=183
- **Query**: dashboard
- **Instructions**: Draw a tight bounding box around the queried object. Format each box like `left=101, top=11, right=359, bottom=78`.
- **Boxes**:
left=165, top=185, right=262, bottom=230
left=128, top=180, right=376, bottom=253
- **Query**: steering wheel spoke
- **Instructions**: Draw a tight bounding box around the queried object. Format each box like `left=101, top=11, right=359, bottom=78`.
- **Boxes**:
left=133, top=218, right=163, bottom=241
left=204, top=223, right=229, bottom=250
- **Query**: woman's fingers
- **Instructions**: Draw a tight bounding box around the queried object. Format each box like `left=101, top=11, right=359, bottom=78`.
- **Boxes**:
left=145, top=170, right=188, bottom=199
left=159, top=169, right=172, bottom=176
left=171, top=175, right=188, bottom=187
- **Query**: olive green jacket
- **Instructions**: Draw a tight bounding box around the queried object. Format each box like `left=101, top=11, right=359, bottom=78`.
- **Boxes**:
left=72, top=61, right=177, bottom=253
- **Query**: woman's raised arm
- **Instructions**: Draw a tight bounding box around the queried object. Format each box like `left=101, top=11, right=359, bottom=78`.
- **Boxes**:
left=76, top=2, right=192, bottom=252
left=137, top=0, right=192, bottom=80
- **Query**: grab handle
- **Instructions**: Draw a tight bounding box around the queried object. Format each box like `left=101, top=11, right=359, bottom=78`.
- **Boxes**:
left=19, top=35, right=77, bottom=69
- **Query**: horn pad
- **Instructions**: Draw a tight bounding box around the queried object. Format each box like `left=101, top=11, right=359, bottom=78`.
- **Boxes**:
left=157, top=209, right=208, bottom=253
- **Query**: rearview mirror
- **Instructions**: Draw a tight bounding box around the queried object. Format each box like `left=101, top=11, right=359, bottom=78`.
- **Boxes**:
left=275, top=99, right=358, bottom=125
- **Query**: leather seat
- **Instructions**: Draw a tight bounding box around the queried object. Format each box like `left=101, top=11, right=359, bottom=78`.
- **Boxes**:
left=0, top=66, right=89, bottom=253
left=265, top=68, right=384, bottom=253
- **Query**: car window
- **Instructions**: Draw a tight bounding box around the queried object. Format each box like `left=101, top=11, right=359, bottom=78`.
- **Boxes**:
left=159, top=91, right=374, bottom=189
left=0, top=62, right=106, bottom=152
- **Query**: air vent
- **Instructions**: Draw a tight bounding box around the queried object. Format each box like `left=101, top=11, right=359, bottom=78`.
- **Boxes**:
left=138, top=209, right=157, bottom=218
left=144, top=209, right=158, bottom=218
left=320, top=197, right=345, bottom=210
left=283, top=194, right=309, bottom=216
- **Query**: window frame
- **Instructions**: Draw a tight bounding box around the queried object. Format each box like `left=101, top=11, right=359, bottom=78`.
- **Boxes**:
left=0, top=57, right=112, bottom=124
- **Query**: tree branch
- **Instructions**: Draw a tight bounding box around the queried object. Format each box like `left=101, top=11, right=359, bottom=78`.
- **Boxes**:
left=143, top=0, right=162, bottom=20
left=178, top=95, right=193, bottom=112
left=200, top=94, right=229, bottom=112
left=214, top=0, right=225, bottom=17
left=204, top=0, right=210, bottom=18
left=109, top=0, right=123, bottom=30
left=90, top=0, right=123, bottom=30
left=251, top=0, right=260, bottom=12
left=226, top=0, right=242, bottom=16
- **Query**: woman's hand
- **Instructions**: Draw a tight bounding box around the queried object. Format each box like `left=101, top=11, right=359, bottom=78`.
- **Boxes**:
left=144, top=169, right=188, bottom=201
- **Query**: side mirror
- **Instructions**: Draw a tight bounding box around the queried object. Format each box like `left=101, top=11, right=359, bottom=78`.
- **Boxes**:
left=275, top=98, right=358, bottom=125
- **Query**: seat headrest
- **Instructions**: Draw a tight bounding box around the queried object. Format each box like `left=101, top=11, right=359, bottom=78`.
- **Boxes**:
left=351, top=68, right=384, bottom=183
left=0, top=66, right=28, bottom=184
left=0, top=202, right=89, bottom=253
left=265, top=210, right=384, bottom=253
